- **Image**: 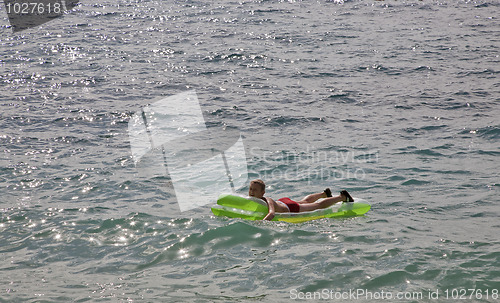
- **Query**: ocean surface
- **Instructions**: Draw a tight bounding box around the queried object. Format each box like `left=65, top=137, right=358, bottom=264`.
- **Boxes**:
left=1, top=0, right=499, bottom=302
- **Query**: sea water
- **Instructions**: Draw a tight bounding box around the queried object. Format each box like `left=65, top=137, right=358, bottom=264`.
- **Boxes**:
left=1, top=0, right=499, bottom=302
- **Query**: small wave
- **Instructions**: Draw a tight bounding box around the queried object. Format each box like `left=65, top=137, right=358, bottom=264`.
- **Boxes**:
left=413, top=65, right=435, bottom=72
left=477, top=125, right=500, bottom=140
left=415, top=149, right=445, bottom=157
left=458, top=68, right=499, bottom=78
left=397, top=148, right=445, bottom=158
left=385, top=175, right=406, bottom=182
left=401, top=179, right=431, bottom=186
left=326, top=91, right=359, bottom=104
left=263, top=115, right=326, bottom=127
left=361, top=270, right=411, bottom=289
left=475, top=2, right=500, bottom=8
left=357, top=64, right=403, bottom=76
left=417, top=4, right=438, bottom=11
left=403, top=125, right=448, bottom=136
left=459, top=125, right=500, bottom=141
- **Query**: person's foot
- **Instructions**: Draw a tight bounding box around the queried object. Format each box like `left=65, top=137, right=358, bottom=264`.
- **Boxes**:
left=340, top=190, right=354, bottom=202
left=324, top=188, right=332, bottom=197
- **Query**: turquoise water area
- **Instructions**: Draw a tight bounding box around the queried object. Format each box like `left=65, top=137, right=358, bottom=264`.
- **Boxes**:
left=1, top=0, right=499, bottom=302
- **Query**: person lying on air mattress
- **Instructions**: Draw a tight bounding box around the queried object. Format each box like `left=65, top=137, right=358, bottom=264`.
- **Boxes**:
left=248, top=179, right=354, bottom=221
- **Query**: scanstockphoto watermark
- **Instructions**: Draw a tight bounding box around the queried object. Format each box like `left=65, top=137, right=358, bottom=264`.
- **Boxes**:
left=290, top=288, right=424, bottom=301
left=249, top=147, right=379, bottom=183
left=260, top=165, right=367, bottom=183
left=128, top=91, right=249, bottom=214
left=290, top=288, right=500, bottom=301
left=249, top=147, right=379, bottom=166
left=3, top=0, right=79, bottom=33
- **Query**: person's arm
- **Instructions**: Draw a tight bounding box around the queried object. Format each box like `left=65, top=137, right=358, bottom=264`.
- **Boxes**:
left=263, top=197, right=275, bottom=221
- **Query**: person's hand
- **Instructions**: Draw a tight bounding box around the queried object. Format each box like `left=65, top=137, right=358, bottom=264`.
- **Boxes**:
left=263, top=213, right=275, bottom=221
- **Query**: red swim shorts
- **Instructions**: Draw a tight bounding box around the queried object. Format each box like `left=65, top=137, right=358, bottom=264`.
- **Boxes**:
left=278, top=197, right=300, bottom=213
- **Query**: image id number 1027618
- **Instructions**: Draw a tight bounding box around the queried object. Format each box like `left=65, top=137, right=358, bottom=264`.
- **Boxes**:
left=443, top=288, right=498, bottom=300
left=5, top=1, right=62, bottom=15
